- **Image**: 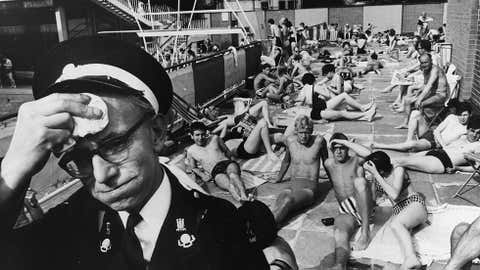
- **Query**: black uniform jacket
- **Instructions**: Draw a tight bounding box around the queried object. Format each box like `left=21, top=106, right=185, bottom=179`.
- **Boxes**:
left=2, top=166, right=269, bottom=270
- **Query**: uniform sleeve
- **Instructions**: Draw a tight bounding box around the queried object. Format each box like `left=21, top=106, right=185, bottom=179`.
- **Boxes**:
left=204, top=198, right=269, bottom=270
left=1, top=202, right=72, bottom=270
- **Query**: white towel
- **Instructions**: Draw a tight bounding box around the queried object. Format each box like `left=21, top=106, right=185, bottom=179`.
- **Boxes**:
left=351, top=204, right=480, bottom=265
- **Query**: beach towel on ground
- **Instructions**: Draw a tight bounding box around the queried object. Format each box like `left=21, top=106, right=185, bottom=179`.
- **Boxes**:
left=351, top=204, right=480, bottom=265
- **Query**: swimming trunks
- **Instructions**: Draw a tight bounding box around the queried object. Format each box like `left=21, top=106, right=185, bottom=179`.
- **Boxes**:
left=419, top=129, right=437, bottom=148
left=311, top=87, right=327, bottom=120
left=236, top=140, right=259, bottom=160
left=426, top=149, right=454, bottom=172
left=211, top=160, right=238, bottom=179
left=338, top=196, right=363, bottom=225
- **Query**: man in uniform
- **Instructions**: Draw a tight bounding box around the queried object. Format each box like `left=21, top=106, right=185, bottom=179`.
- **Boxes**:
left=0, top=36, right=268, bottom=270
left=271, top=115, right=328, bottom=225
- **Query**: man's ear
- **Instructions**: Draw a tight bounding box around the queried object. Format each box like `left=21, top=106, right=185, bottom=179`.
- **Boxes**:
left=150, top=114, right=168, bottom=155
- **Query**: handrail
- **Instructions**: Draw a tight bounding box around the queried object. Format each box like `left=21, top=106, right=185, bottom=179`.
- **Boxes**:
left=165, top=41, right=261, bottom=72
left=0, top=42, right=260, bottom=124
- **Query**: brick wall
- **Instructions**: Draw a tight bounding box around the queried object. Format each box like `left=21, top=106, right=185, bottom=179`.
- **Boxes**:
left=472, top=7, right=480, bottom=108
left=265, top=9, right=296, bottom=27
left=446, top=0, right=478, bottom=102
left=402, top=3, right=444, bottom=33
left=328, top=6, right=363, bottom=26
left=210, top=13, right=234, bottom=49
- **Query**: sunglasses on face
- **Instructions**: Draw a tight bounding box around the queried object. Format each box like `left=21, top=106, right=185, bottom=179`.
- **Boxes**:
left=58, top=113, right=152, bottom=178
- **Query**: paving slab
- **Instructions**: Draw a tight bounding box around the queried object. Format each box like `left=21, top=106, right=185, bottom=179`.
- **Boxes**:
left=294, top=231, right=335, bottom=268
left=436, top=185, right=480, bottom=206
left=334, top=121, right=373, bottom=134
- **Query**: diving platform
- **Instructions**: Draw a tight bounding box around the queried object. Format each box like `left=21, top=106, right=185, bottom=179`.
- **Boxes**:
left=99, top=27, right=245, bottom=37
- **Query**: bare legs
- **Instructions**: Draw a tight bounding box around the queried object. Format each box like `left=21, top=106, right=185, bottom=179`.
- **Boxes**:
left=394, top=156, right=445, bottom=174
left=352, top=177, right=373, bottom=251
left=333, top=214, right=357, bottom=270
left=243, top=119, right=277, bottom=160
left=332, top=177, right=373, bottom=270
left=327, top=92, right=373, bottom=112
left=249, top=100, right=274, bottom=127
left=444, top=219, right=480, bottom=270
left=214, top=163, right=247, bottom=201
left=321, top=105, right=377, bottom=122
left=271, top=181, right=317, bottom=225
left=390, top=201, right=427, bottom=270
left=372, top=139, right=432, bottom=152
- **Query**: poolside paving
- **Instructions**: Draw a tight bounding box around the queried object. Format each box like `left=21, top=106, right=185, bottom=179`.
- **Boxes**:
left=231, top=52, right=479, bottom=269
left=1, top=56, right=479, bottom=269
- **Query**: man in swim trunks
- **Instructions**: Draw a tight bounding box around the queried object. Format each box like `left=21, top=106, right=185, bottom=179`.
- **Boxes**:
left=270, top=115, right=328, bottom=225
left=296, top=73, right=376, bottom=122
left=231, top=114, right=279, bottom=161
left=186, top=121, right=248, bottom=201
left=357, top=52, right=383, bottom=76
left=324, top=133, right=374, bottom=269
left=372, top=102, right=472, bottom=152
left=254, top=63, right=277, bottom=92
left=394, top=121, right=480, bottom=174
left=397, top=53, right=449, bottom=129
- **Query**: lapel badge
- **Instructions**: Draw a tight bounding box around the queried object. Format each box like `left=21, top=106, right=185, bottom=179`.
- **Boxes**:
left=100, top=221, right=112, bottom=253
left=100, top=238, right=112, bottom=253
left=176, top=218, right=186, bottom=232
left=178, top=233, right=196, bottom=248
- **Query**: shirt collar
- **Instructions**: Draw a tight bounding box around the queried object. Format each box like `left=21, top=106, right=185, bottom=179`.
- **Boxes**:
left=118, top=170, right=171, bottom=228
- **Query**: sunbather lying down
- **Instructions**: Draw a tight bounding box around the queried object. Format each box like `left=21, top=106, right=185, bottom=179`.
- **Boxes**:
left=296, top=73, right=377, bottom=122
left=186, top=121, right=249, bottom=202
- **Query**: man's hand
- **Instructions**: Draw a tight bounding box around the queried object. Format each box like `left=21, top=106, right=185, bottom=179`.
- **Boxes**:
left=329, top=139, right=347, bottom=146
left=1, top=93, right=103, bottom=186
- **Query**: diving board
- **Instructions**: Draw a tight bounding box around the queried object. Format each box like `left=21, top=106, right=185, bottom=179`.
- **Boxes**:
left=99, top=27, right=244, bottom=37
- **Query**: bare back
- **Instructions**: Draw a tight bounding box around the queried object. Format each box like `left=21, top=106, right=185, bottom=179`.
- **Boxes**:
left=286, top=135, right=325, bottom=181
left=187, top=136, right=229, bottom=174
left=324, top=155, right=362, bottom=202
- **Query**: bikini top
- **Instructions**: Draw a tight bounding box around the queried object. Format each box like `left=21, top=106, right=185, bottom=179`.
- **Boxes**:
left=373, top=171, right=411, bottom=200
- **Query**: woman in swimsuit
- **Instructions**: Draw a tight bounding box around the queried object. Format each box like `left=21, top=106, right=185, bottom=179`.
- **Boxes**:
left=363, top=151, right=427, bottom=270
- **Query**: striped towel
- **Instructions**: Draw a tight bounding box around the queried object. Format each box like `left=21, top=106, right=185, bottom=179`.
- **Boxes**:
left=239, top=150, right=285, bottom=173
left=225, top=139, right=285, bottom=176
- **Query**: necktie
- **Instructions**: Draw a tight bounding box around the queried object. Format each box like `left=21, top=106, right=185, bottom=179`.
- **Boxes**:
left=122, top=212, right=145, bottom=270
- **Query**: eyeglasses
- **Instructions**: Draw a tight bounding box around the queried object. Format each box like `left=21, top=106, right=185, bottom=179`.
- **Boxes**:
left=58, top=113, right=152, bottom=178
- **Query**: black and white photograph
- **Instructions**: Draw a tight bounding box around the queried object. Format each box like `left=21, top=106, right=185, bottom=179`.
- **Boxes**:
left=2, top=0, right=480, bottom=269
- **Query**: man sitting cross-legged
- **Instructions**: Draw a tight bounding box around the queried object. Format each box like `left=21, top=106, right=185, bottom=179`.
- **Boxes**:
left=270, top=115, right=329, bottom=225
left=186, top=122, right=248, bottom=201
left=394, top=121, right=480, bottom=174
left=372, top=102, right=472, bottom=152
left=323, top=133, right=375, bottom=270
